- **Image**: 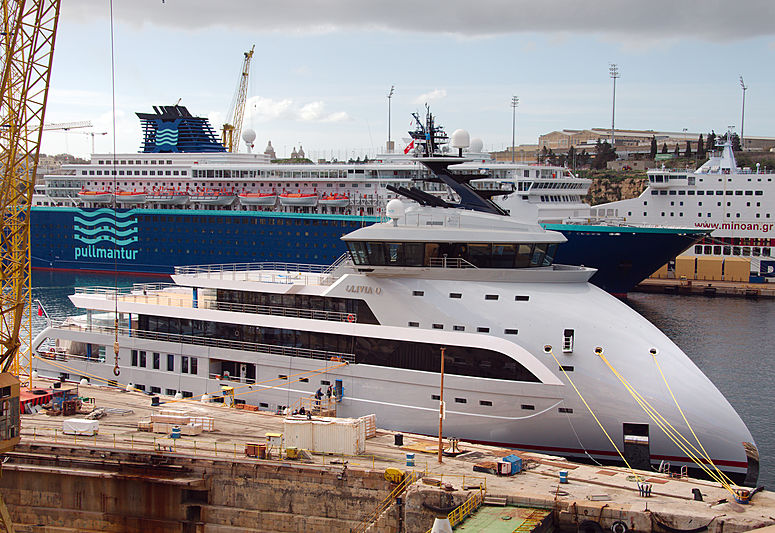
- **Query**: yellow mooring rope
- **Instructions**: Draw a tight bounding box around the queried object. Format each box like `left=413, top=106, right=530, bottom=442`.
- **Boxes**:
left=595, top=348, right=737, bottom=495
left=544, top=346, right=644, bottom=483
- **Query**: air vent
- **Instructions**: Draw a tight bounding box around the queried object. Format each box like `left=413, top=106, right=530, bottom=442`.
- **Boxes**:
left=562, top=329, right=574, bottom=352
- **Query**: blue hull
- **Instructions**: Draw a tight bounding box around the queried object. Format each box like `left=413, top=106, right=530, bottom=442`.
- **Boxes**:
left=31, top=207, right=706, bottom=294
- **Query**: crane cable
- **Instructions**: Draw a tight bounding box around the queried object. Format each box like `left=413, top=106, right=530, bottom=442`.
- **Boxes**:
left=595, top=349, right=737, bottom=494
left=544, top=346, right=644, bottom=483
left=108, top=0, right=120, bottom=377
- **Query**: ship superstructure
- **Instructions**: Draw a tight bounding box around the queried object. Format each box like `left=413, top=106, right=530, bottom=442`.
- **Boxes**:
left=31, top=105, right=708, bottom=294
left=594, top=133, right=774, bottom=281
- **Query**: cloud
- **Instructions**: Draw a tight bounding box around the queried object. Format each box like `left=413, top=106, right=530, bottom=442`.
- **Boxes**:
left=64, top=0, right=775, bottom=41
left=413, top=89, right=447, bottom=105
left=246, top=96, right=349, bottom=123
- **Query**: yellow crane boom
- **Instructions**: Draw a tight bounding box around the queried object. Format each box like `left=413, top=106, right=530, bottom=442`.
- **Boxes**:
left=221, top=45, right=254, bottom=153
left=0, top=0, right=61, bottom=462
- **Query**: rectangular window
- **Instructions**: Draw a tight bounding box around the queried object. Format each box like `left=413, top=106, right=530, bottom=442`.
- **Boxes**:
left=152, top=352, right=160, bottom=370
left=259, top=402, right=269, bottom=408
left=300, top=378, right=309, bottom=383
left=477, top=327, right=490, bottom=333
left=432, top=324, right=444, bottom=329
left=412, top=290, right=424, bottom=296
left=150, top=386, right=161, bottom=394
left=514, top=295, right=529, bottom=301
left=479, top=400, right=493, bottom=406
left=131, top=349, right=138, bottom=367
left=190, top=357, right=198, bottom=375
left=521, top=404, right=535, bottom=410
left=165, top=389, right=176, bottom=396
left=453, top=325, right=465, bottom=331
left=139, top=351, right=146, bottom=367
left=559, top=407, right=574, bottom=414
left=408, top=321, right=419, bottom=327
left=449, top=293, right=462, bottom=299
left=559, top=365, right=575, bottom=372
left=454, top=398, right=467, bottom=404
left=181, top=356, right=189, bottom=373
left=278, top=374, right=288, bottom=380
left=504, top=328, right=518, bottom=335
left=167, top=354, right=174, bottom=371
left=182, top=391, right=193, bottom=398
left=431, top=394, right=440, bottom=400
left=320, top=380, right=331, bottom=386
left=484, top=294, right=499, bottom=301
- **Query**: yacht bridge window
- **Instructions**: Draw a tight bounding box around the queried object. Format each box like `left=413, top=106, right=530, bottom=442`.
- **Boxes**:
left=347, top=241, right=558, bottom=268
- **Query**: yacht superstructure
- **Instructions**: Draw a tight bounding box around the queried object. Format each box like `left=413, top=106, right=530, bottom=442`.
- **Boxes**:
left=32, top=158, right=758, bottom=485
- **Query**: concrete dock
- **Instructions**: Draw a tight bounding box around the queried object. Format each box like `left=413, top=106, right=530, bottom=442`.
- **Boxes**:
left=635, top=278, right=775, bottom=298
left=3, top=380, right=774, bottom=532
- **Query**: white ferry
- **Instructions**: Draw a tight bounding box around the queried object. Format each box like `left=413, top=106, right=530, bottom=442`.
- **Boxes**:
left=32, top=158, right=758, bottom=485
left=593, top=133, right=774, bottom=282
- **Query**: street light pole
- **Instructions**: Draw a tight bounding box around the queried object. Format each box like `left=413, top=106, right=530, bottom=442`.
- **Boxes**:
left=609, top=64, right=619, bottom=150
left=511, top=96, right=519, bottom=163
left=387, top=85, right=395, bottom=153
left=739, top=76, right=747, bottom=151
left=438, top=346, right=446, bottom=464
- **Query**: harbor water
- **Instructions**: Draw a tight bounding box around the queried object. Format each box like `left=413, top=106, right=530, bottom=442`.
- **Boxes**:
left=30, top=271, right=773, bottom=487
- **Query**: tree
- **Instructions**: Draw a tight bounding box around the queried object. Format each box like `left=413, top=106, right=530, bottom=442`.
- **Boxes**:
left=548, top=148, right=557, bottom=165
left=593, top=139, right=616, bottom=169
left=540, top=145, right=549, bottom=164
left=673, top=144, right=680, bottom=157
left=707, top=131, right=716, bottom=153
left=730, top=133, right=742, bottom=152
left=567, top=146, right=576, bottom=169
left=650, top=136, right=657, bottom=159
left=661, top=143, right=668, bottom=154
left=697, top=134, right=705, bottom=158
left=684, top=141, right=692, bottom=158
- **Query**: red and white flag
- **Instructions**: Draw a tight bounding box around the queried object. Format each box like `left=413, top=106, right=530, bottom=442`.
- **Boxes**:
left=403, top=140, right=415, bottom=154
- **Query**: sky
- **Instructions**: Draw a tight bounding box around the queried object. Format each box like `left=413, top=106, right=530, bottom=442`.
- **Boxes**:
left=40, top=0, right=775, bottom=160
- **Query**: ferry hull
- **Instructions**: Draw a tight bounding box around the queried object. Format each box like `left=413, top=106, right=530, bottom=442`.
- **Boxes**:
left=32, top=207, right=704, bottom=294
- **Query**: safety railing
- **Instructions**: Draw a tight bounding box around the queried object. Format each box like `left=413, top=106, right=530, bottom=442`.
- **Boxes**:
left=351, top=470, right=421, bottom=533
left=46, top=323, right=356, bottom=364
left=174, top=260, right=334, bottom=277
left=445, top=486, right=486, bottom=529
left=428, top=257, right=478, bottom=269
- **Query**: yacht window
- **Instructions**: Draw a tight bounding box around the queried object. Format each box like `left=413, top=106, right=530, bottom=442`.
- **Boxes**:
left=477, top=327, right=490, bottom=333
left=559, top=365, right=575, bottom=372
left=454, top=398, right=467, bottom=404
left=480, top=400, right=492, bottom=406
left=504, top=329, right=518, bottom=335
left=514, top=295, right=529, bottom=301
left=484, top=294, right=499, bottom=301
left=408, top=321, right=419, bottom=327
left=432, top=324, right=444, bottom=329
left=453, top=325, right=465, bottom=331
left=449, top=293, right=462, bottom=299
left=559, top=407, right=574, bottom=414
left=521, top=404, right=535, bottom=410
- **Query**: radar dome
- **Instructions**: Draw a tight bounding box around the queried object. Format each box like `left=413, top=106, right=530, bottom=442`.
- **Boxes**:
left=386, top=199, right=406, bottom=223
left=450, top=129, right=471, bottom=149
left=242, top=128, right=256, bottom=144
left=469, top=137, right=483, bottom=152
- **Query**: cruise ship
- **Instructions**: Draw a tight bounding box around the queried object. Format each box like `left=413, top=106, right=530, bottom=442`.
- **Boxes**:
left=32, top=157, right=758, bottom=485
left=594, top=132, right=774, bottom=282
left=31, top=105, right=709, bottom=295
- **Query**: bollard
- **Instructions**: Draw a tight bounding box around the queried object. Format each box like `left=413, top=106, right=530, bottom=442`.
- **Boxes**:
left=234, top=443, right=237, bottom=458
left=113, top=433, right=116, bottom=449
left=33, top=428, right=36, bottom=441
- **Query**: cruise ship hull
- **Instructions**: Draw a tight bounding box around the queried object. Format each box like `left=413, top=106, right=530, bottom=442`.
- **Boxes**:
left=31, top=207, right=705, bottom=294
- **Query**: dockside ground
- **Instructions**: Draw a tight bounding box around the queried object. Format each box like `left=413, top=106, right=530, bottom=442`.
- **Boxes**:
left=2, top=379, right=773, bottom=533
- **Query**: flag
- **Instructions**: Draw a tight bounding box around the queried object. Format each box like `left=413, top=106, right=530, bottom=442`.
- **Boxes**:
left=403, top=140, right=415, bottom=155
left=37, top=305, right=43, bottom=317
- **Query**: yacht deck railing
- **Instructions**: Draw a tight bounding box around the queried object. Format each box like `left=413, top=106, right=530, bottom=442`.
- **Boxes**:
left=46, top=322, right=356, bottom=364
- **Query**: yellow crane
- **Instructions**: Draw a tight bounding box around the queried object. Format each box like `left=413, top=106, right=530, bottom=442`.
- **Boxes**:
left=0, top=0, right=61, bottom=528
left=221, top=45, right=254, bottom=153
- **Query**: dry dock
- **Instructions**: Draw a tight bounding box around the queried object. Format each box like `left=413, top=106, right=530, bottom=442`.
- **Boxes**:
left=3, top=380, right=773, bottom=533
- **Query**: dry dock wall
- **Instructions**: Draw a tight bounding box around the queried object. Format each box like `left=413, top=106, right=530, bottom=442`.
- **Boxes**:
left=0, top=443, right=400, bottom=533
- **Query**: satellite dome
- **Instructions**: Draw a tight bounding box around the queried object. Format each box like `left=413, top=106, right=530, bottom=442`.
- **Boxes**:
left=450, top=129, right=471, bottom=149
left=469, top=137, right=484, bottom=152
left=386, top=199, right=406, bottom=222
left=242, top=128, right=256, bottom=143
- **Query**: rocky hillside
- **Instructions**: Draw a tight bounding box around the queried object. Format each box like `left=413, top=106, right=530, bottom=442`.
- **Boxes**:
left=578, top=170, right=648, bottom=205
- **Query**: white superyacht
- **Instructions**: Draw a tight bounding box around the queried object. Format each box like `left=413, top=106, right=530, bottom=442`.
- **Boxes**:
left=33, top=157, right=758, bottom=485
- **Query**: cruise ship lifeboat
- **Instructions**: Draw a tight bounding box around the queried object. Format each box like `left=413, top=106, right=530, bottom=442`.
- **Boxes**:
left=239, top=192, right=277, bottom=206
left=319, top=193, right=350, bottom=207
left=146, top=189, right=189, bottom=205
left=189, top=189, right=236, bottom=206
left=114, top=189, right=147, bottom=204
left=279, top=192, right=318, bottom=207
left=77, top=189, right=113, bottom=203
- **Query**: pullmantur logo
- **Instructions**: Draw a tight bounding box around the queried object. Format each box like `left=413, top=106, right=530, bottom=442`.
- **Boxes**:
left=73, top=208, right=139, bottom=260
